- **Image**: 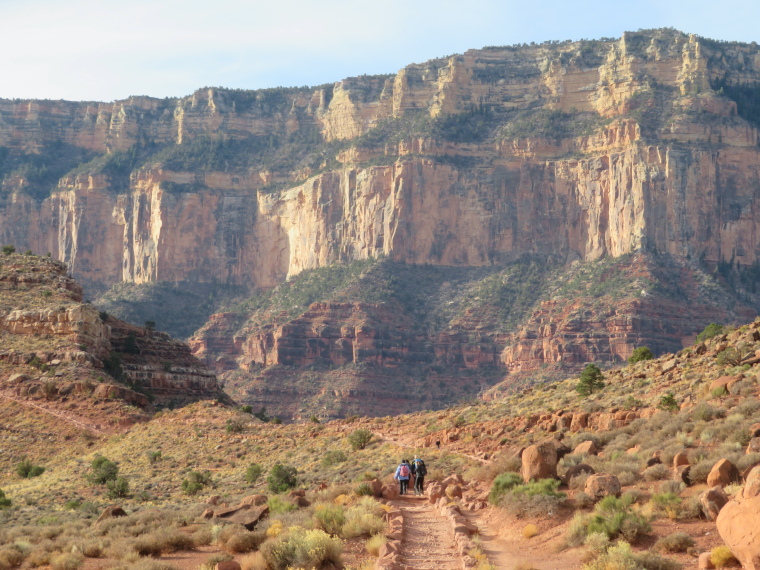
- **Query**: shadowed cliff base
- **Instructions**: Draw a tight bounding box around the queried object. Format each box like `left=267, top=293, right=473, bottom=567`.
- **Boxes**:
left=188, top=253, right=759, bottom=420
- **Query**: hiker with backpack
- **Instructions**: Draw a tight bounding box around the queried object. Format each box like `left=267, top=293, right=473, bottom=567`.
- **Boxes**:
left=394, top=459, right=411, bottom=495
left=411, top=455, right=427, bottom=495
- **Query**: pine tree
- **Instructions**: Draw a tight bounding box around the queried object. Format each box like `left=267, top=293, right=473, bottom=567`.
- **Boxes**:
left=576, top=363, right=605, bottom=397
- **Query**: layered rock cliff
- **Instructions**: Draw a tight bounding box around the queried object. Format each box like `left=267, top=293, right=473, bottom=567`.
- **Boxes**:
left=0, top=253, right=225, bottom=408
left=3, top=29, right=760, bottom=416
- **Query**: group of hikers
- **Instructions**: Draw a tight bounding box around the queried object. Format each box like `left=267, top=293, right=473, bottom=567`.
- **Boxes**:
left=393, top=455, right=427, bottom=495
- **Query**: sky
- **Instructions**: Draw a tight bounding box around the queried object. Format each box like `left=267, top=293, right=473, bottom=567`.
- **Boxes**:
left=1, top=0, right=759, bottom=102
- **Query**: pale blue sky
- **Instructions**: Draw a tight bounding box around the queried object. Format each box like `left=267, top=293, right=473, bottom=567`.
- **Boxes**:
left=1, top=0, right=758, bottom=102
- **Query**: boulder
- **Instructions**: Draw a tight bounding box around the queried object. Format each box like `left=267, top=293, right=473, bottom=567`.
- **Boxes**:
left=750, top=423, right=760, bottom=438
left=698, top=551, right=715, bottom=569
left=584, top=474, right=621, bottom=500
left=239, top=494, right=267, bottom=506
left=747, top=437, right=760, bottom=455
left=675, top=465, right=692, bottom=486
left=673, top=452, right=690, bottom=468
left=717, top=494, right=760, bottom=570
left=521, top=441, right=558, bottom=483
left=699, top=485, right=729, bottom=521
left=201, top=508, right=214, bottom=519
left=447, top=485, right=463, bottom=499
left=368, top=478, right=384, bottom=498
left=573, top=440, right=597, bottom=456
left=646, top=457, right=662, bottom=467
left=381, top=484, right=399, bottom=500
left=707, top=459, right=740, bottom=488
left=743, top=465, right=760, bottom=499
left=570, top=412, right=589, bottom=432
left=206, top=495, right=221, bottom=506
left=563, top=464, right=595, bottom=485
left=215, top=504, right=268, bottom=530
left=96, top=505, right=128, bottom=523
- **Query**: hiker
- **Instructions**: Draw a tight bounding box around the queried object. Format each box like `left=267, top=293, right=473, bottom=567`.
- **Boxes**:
left=411, top=455, right=427, bottom=495
left=394, top=459, right=411, bottom=495
left=436, top=440, right=441, bottom=449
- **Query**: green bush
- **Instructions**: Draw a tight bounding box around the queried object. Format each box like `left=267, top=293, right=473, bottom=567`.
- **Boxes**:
left=0, top=488, right=11, bottom=508
left=225, top=418, right=246, bottom=433
left=260, top=527, right=342, bottom=570
left=354, top=483, right=373, bottom=496
left=321, top=450, right=347, bottom=467
left=489, top=472, right=523, bottom=504
left=88, top=455, right=118, bottom=484
left=347, top=429, right=373, bottom=450
left=2, top=244, right=15, bottom=255
left=245, top=463, right=263, bottom=485
left=658, top=392, right=679, bottom=412
left=181, top=471, right=212, bottom=495
left=655, top=531, right=695, bottom=553
left=106, top=477, right=131, bottom=499
left=628, top=347, right=654, bottom=364
left=15, top=458, right=45, bottom=478
left=576, top=364, right=605, bottom=397
left=267, top=464, right=298, bottom=493
left=716, top=348, right=742, bottom=367
left=313, top=504, right=346, bottom=535
left=697, top=323, right=724, bottom=343
left=268, top=495, right=297, bottom=514
left=587, top=495, right=651, bottom=543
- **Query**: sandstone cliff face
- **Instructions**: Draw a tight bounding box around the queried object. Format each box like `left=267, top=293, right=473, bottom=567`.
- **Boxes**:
left=3, top=30, right=760, bottom=414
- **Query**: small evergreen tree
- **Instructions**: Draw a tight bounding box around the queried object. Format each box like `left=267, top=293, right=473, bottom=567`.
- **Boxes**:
left=628, top=347, right=654, bottom=364
left=347, top=429, right=373, bottom=450
left=576, top=363, right=605, bottom=397
left=245, top=463, right=263, bottom=485
left=697, top=323, right=724, bottom=343
left=88, top=455, right=119, bottom=484
left=0, top=488, right=11, bottom=508
left=267, top=464, right=298, bottom=493
left=658, top=393, right=679, bottom=412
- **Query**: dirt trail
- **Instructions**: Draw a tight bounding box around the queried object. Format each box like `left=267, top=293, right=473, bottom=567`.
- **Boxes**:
left=391, top=495, right=463, bottom=570
left=371, top=430, right=487, bottom=464
left=0, top=393, right=107, bottom=436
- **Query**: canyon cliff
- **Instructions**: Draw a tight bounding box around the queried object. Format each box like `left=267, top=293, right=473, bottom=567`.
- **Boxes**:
left=2, top=29, right=760, bottom=417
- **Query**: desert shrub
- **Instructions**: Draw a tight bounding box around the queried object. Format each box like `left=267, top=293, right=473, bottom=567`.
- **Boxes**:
left=0, top=489, right=11, bottom=509
left=354, top=483, right=373, bottom=496
left=313, top=504, right=346, bottom=535
left=569, top=495, right=651, bottom=546
left=658, top=393, right=679, bottom=412
left=688, top=459, right=714, bottom=484
left=0, top=545, right=26, bottom=569
left=574, top=491, right=595, bottom=509
left=226, top=418, right=246, bottom=434
left=15, top=458, right=45, bottom=478
left=576, top=363, right=605, bottom=397
left=658, top=480, right=684, bottom=495
left=488, top=471, right=523, bottom=504
left=365, top=534, right=388, bottom=557
left=268, top=495, right=297, bottom=515
left=347, top=429, right=373, bottom=450
left=88, top=455, right=118, bottom=484
left=655, top=532, right=695, bottom=553
left=106, top=477, right=131, bottom=499
left=737, top=453, right=760, bottom=471
left=617, top=471, right=637, bottom=487
left=260, top=528, right=342, bottom=570
left=245, top=463, right=263, bottom=485
left=225, top=531, right=265, bottom=554
left=2, top=244, right=15, bottom=255
left=341, top=500, right=385, bottom=538
left=628, top=347, right=654, bottom=363
left=181, top=471, right=212, bottom=495
left=267, top=464, right=298, bottom=493
left=81, top=541, right=103, bottom=558
left=711, top=386, right=729, bottom=399
left=50, top=552, right=84, bottom=570
left=643, top=463, right=669, bottom=481
left=569, top=472, right=591, bottom=491
left=321, top=450, right=347, bottom=467
left=697, top=323, right=724, bottom=342
left=710, top=545, right=738, bottom=567
left=498, top=479, right=566, bottom=518
left=649, top=493, right=682, bottom=520
left=716, top=347, right=741, bottom=367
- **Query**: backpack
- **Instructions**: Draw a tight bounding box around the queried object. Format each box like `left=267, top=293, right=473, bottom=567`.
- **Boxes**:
left=399, top=464, right=410, bottom=477
left=413, top=459, right=427, bottom=476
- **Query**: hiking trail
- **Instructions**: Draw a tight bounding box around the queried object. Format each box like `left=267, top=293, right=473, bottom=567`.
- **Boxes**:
left=391, top=495, right=465, bottom=570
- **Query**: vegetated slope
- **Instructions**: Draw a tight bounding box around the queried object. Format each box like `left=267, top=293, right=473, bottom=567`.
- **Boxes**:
left=3, top=28, right=760, bottom=417
left=188, top=252, right=757, bottom=420
left=0, top=252, right=227, bottom=474
left=2, top=316, right=760, bottom=569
